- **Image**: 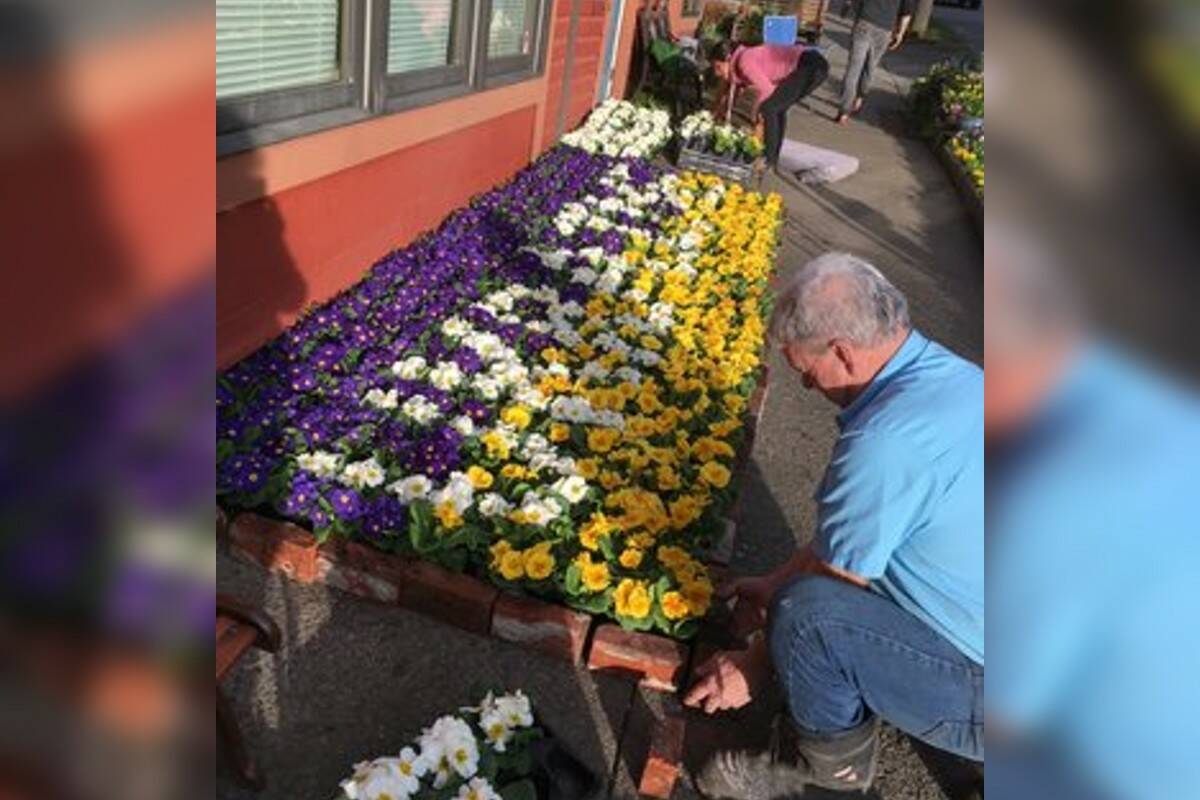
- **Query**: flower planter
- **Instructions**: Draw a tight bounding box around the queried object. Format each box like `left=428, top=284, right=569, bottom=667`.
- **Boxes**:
left=936, top=140, right=983, bottom=238
left=677, top=145, right=757, bottom=186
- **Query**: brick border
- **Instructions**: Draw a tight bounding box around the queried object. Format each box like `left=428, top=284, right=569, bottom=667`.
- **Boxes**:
left=220, top=369, right=771, bottom=689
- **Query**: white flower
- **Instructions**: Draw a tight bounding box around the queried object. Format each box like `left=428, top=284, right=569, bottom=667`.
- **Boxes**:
left=297, top=450, right=341, bottom=478
left=485, top=290, right=515, bottom=312
left=451, top=414, right=476, bottom=436
left=455, top=776, right=501, bottom=800
left=477, top=493, right=512, bottom=518
left=442, top=316, right=471, bottom=338
left=401, top=395, right=442, bottom=424
left=429, top=361, right=464, bottom=391
left=391, top=356, right=428, bottom=380
left=418, top=716, right=479, bottom=787
left=471, top=374, right=502, bottom=401
left=433, top=472, right=475, bottom=514
left=389, top=475, right=432, bottom=502
left=551, top=475, right=589, bottom=504
left=340, top=753, right=424, bottom=800
left=363, top=387, right=399, bottom=410
left=340, top=457, right=385, bottom=489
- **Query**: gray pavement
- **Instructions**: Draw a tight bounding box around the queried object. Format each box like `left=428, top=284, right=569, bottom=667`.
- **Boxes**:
left=217, top=16, right=982, bottom=799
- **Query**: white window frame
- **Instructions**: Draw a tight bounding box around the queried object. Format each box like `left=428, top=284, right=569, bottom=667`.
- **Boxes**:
left=218, top=0, right=552, bottom=155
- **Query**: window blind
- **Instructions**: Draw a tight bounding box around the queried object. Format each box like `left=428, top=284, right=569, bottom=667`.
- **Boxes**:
left=216, top=0, right=342, bottom=99
left=388, top=0, right=457, bottom=73
left=488, top=0, right=530, bottom=58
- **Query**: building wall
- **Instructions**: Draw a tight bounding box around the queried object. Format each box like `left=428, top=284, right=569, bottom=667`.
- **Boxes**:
left=217, top=0, right=634, bottom=369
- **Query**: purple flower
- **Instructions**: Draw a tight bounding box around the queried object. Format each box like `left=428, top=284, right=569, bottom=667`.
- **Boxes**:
left=329, top=487, right=363, bottom=520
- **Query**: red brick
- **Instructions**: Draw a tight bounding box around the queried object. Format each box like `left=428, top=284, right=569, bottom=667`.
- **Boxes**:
left=587, top=625, right=689, bottom=691
left=317, top=540, right=407, bottom=604
left=638, top=713, right=686, bottom=798
left=228, top=513, right=320, bottom=582
left=491, top=593, right=593, bottom=664
left=396, top=559, right=499, bottom=635
left=684, top=640, right=723, bottom=694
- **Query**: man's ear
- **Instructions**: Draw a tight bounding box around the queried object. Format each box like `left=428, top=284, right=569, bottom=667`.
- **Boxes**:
left=831, top=339, right=855, bottom=374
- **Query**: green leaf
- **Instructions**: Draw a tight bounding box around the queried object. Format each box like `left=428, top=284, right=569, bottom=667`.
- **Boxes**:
left=565, top=562, right=583, bottom=595
left=408, top=499, right=437, bottom=554
left=499, top=779, right=537, bottom=800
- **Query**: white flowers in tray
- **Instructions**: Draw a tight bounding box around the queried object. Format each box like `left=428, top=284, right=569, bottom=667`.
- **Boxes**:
left=678, top=110, right=764, bottom=162
left=336, top=691, right=551, bottom=800
left=561, top=100, right=672, bottom=159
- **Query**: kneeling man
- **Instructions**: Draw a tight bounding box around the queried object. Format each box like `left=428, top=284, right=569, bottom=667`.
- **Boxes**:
left=686, top=253, right=983, bottom=797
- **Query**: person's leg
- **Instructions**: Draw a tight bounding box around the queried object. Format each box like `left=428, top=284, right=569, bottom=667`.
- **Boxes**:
left=768, top=575, right=984, bottom=761
left=759, top=53, right=829, bottom=165
left=838, top=25, right=872, bottom=116
left=855, top=23, right=891, bottom=108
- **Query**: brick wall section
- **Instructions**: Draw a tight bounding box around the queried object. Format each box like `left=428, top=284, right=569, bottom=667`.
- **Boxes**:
left=539, top=0, right=610, bottom=151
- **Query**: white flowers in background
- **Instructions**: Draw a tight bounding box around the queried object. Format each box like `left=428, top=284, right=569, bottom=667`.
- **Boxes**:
left=432, top=472, right=475, bottom=515
left=402, top=395, right=442, bottom=425
left=551, top=475, right=589, bottom=504
left=561, top=100, right=671, bottom=158
left=339, top=752, right=426, bottom=800
left=297, top=450, right=342, bottom=478
left=515, top=492, right=560, bottom=526
left=478, top=690, right=534, bottom=754
left=454, top=777, right=501, bottom=800
left=471, top=374, right=502, bottom=401
left=340, top=457, right=386, bottom=489
left=417, top=716, right=480, bottom=788
left=477, top=493, right=513, bottom=518
left=363, top=387, right=399, bottom=410
left=429, top=361, right=464, bottom=391
left=680, top=109, right=716, bottom=142
left=442, top=316, right=471, bottom=339
left=392, top=356, right=428, bottom=380
left=450, top=414, right=476, bottom=436
left=390, top=475, right=433, bottom=502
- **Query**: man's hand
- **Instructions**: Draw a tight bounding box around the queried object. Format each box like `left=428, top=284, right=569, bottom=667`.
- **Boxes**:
left=888, top=31, right=904, bottom=50
left=682, top=640, right=770, bottom=714
left=719, top=574, right=775, bottom=639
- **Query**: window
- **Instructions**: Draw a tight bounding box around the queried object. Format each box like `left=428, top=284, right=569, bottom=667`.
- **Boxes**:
left=218, top=0, right=551, bottom=153
left=682, top=0, right=703, bottom=18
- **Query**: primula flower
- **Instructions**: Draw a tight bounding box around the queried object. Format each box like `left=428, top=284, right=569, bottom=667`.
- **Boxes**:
left=699, top=461, right=732, bottom=488
left=466, top=465, right=494, bottom=490
left=455, top=776, right=502, bottom=800
left=522, top=542, right=556, bottom=580
left=613, top=578, right=652, bottom=620
left=619, top=548, right=644, bottom=569
left=580, top=557, right=611, bottom=592
left=661, top=590, right=690, bottom=620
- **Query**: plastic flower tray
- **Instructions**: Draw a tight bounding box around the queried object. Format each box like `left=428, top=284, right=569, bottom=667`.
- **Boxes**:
left=677, top=145, right=755, bottom=186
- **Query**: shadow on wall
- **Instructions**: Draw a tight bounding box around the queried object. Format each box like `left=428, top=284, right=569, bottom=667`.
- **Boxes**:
left=216, top=111, right=307, bottom=371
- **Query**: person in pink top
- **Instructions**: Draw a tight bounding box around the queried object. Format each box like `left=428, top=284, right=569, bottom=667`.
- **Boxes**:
left=711, top=40, right=830, bottom=169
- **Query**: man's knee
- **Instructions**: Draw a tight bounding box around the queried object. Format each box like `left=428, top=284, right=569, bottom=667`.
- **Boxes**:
left=767, top=574, right=853, bottom=643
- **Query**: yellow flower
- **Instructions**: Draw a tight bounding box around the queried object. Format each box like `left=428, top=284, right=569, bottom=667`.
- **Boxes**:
left=523, top=543, right=555, bottom=580
left=656, top=545, right=690, bottom=569
left=550, top=422, right=571, bottom=443
left=466, top=465, right=494, bottom=490
left=587, top=427, right=619, bottom=453
left=682, top=579, right=714, bottom=616
left=576, top=458, right=600, bottom=479
left=580, top=558, right=611, bottom=592
left=501, top=463, right=527, bottom=479
left=598, top=470, right=625, bottom=490
left=482, top=430, right=511, bottom=460
left=579, top=513, right=612, bottom=550
left=699, top=461, right=732, bottom=488
left=619, top=547, right=644, bottom=569
left=490, top=540, right=513, bottom=570
left=499, top=551, right=525, bottom=580
left=435, top=501, right=463, bottom=530
left=661, top=591, right=690, bottom=620
left=613, top=578, right=652, bottom=620
left=656, top=465, right=681, bottom=491
left=501, top=405, right=532, bottom=430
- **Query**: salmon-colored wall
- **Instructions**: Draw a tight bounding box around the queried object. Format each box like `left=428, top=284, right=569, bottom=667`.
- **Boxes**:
left=540, top=0, right=611, bottom=152
left=217, top=107, right=536, bottom=368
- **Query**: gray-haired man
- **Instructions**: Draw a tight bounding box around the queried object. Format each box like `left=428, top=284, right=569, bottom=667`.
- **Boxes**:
left=835, top=0, right=914, bottom=123
left=684, top=253, right=983, bottom=798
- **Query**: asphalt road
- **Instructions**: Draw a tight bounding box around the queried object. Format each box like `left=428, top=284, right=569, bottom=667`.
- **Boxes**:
left=932, top=3, right=984, bottom=55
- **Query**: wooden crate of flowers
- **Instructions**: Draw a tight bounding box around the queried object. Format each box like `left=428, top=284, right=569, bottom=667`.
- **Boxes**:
left=675, top=111, right=762, bottom=186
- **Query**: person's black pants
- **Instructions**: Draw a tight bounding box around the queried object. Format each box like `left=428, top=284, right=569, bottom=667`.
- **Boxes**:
left=760, top=50, right=830, bottom=166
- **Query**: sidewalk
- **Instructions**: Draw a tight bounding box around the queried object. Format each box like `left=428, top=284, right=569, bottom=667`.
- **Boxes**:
left=216, top=15, right=981, bottom=800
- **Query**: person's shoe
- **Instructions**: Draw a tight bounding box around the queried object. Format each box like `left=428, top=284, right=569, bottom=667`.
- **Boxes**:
left=783, top=715, right=881, bottom=793
left=834, top=112, right=851, bottom=124
left=852, top=96, right=864, bottom=113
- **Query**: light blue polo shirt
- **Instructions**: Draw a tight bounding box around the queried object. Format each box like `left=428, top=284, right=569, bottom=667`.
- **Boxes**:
left=812, top=329, right=984, bottom=664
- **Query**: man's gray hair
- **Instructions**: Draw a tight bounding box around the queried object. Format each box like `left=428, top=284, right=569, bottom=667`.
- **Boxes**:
left=769, top=252, right=911, bottom=347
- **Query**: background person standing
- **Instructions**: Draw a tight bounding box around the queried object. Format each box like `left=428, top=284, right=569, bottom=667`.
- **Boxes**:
left=836, top=0, right=913, bottom=123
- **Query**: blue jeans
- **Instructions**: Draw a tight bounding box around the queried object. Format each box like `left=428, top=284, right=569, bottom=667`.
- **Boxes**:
left=768, top=575, right=984, bottom=761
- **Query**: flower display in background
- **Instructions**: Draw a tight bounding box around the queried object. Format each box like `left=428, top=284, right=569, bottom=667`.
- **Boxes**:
left=560, top=99, right=672, bottom=159
left=336, top=691, right=540, bottom=800
left=217, top=138, right=782, bottom=638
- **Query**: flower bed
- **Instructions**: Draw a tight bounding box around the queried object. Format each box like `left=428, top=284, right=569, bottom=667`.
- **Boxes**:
left=218, top=144, right=782, bottom=639
left=560, top=100, right=672, bottom=160
left=336, top=690, right=596, bottom=800
left=909, top=58, right=984, bottom=197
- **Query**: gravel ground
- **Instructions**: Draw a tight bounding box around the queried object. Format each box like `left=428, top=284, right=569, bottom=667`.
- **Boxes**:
left=217, top=14, right=982, bottom=799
